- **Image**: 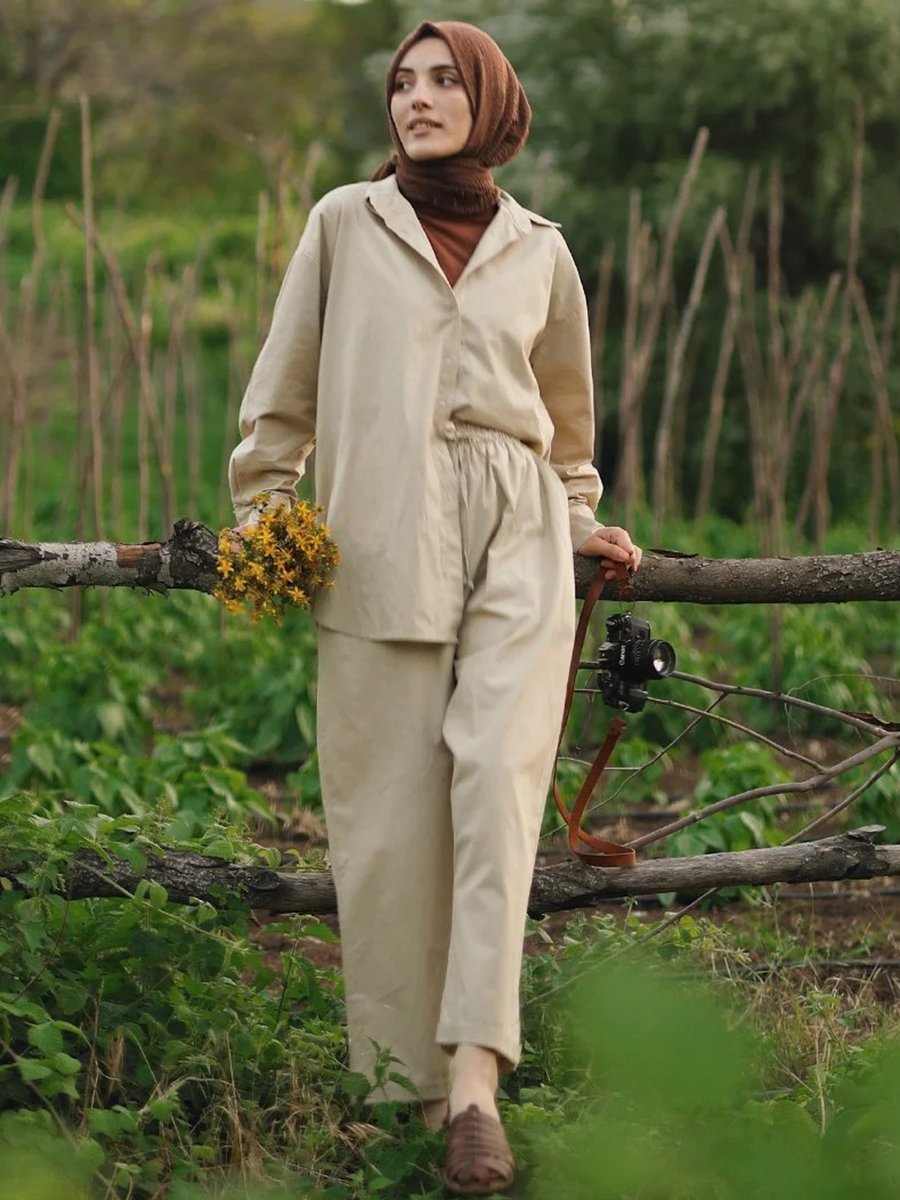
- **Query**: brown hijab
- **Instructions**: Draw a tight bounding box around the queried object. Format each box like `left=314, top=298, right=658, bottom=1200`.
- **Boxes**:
left=373, top=20, right=532, bottom=216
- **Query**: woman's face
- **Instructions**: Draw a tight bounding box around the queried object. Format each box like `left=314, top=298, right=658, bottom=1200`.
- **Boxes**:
left=390, top=37, right=473, bottom=161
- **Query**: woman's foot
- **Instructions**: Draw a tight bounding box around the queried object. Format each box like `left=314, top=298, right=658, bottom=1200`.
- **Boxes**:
left=443, top=1104, right=516, bottom=1195
left=448, top=1044, right=500, bottom=1121
left=443, top=1047, right=515, bottom=1194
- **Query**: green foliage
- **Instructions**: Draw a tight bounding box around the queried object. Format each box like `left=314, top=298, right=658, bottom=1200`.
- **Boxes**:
left=0, top=792, right=351, bottom=1195
left=2, top=801, right=900, bottom=1197
left=286, top=750, right=324, bottom=812
left=452, top=0, right=900, bottom=286
left=729, top=606, right=889, bottom=731
left=525, top=951, right=900, bottom=1200
left=667, top=742, right=790, bottom=857
left=0, top=788, right=452, bottom=1197
left=17, top=645, right=156, bottom=751
left=1, top=204, right=259, bottom=293
left=5, top=1, right=900, bottom=535
left=0, top=1117, right=101, bottom=1200
left=0, top=589, right=321, bottom=768
left=0, top=0, right=402, bottom=209
left=848, top=767, right=900, bottom=841
left=3, top=725, right=272, bottom=838
left=187, top=606, right=319, bottom=765
left=0, top=516, right=897, bottom=1195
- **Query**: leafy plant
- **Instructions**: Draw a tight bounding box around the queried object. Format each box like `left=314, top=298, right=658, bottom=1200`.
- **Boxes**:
left=526, top=949, right=900, bottom=1200
left=187, top=606, right=319, bottom=765
left=666, top=741, right=791, bottom=858
left=3, top=725, right=274, bottom=839
left=0, top=793, right=354, bottom=1195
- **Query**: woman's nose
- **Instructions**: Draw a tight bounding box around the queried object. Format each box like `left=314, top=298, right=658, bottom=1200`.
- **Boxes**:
left=410, top=81, right=433, bottom=107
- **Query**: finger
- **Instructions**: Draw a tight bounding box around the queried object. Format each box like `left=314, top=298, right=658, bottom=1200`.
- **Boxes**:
left=610, top=528, right=641, bottom=559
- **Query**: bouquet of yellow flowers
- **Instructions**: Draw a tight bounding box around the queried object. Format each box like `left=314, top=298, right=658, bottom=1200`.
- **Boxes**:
left=216, top=498, right=339, bottom=622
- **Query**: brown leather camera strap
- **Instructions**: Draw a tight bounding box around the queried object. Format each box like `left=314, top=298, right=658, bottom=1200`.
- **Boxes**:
left=552, top=565, right=637, bottom=868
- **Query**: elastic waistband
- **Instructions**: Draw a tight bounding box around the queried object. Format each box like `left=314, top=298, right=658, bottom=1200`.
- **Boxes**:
left=448, top=421, right=523, bottom=451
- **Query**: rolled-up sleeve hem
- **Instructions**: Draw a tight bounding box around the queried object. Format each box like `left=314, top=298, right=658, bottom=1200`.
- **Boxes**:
left=233, top=490, right=294, bottom=527
left=569, top=506, right=604, bottom=552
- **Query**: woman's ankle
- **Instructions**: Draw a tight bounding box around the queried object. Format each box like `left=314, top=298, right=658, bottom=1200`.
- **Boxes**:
left=448, top=1044, right=500, bottom=1120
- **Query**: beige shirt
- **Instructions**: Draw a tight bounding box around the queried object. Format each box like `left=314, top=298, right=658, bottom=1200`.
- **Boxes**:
left=229, top=175, right=604, bottom=640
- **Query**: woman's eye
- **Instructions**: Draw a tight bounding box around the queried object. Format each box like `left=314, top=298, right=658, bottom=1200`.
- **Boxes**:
left=438, top=74, right=458, bottom=86
left=394, top=79, right=410, bottom=92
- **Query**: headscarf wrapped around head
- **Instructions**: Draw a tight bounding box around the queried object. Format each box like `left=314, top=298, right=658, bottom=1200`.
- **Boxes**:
left=373, top=20, right=532, bottom=215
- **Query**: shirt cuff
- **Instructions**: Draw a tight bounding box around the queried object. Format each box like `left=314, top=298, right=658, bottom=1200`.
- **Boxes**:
left=569, top=505, right=604, bottom=553
left=233, top=491, right=293, bottom=528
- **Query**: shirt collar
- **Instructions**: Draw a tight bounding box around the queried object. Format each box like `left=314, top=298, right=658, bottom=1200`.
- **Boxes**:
left=364, top=175, right=559, bottom=285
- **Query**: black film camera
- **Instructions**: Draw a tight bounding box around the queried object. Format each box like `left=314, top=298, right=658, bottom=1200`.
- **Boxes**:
left=587, top=613, right=677, bottom=713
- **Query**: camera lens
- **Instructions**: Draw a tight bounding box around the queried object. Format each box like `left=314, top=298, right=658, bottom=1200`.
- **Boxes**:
left=647, top=639, right=676, bottom=679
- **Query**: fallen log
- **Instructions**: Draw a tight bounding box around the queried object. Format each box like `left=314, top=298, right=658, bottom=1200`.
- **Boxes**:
left=0, top=520, right=220, bottom=598
left=3, top=828, right=897, bottom=919
left=526, top=826, right=899, bottom=916
left=1, top=521, right=898, bottom=603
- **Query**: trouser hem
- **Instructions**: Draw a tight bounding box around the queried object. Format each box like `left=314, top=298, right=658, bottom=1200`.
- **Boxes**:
left=437, top=1023, right=521, bottom=1074
left=363, top=1075, right=451, bottom=1105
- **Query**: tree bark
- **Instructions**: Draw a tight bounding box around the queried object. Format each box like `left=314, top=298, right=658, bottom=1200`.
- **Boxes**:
left=0, top=519, right=220, bottom=598
left=2, top=521, right=899, bottom=604
left=572, top=548, right=900, bottom=603
left=4, top=828, right=897, bottom=920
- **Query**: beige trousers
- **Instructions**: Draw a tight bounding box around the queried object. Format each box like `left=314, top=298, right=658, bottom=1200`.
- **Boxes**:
left=315, top=425, right=575, bottom=1101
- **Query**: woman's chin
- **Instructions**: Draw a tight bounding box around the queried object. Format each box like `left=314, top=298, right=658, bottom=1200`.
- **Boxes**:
left=403, top=139, right=464, bottom=162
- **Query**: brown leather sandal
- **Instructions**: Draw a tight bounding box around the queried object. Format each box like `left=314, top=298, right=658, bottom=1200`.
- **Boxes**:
left=442, top=1103, right=516, bottom=1195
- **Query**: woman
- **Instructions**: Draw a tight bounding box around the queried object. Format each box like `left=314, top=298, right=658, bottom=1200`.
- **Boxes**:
left=229, top=20, right=641, bottom=1194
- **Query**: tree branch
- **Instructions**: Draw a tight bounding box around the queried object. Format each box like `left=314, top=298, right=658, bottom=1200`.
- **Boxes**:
left=0, top=520, right=219, bottom=598
left=2, top=523, right=899, bottom=604
left=3, top=828, right=898, bottom=920
left=628, top=734, right=900, bottom=851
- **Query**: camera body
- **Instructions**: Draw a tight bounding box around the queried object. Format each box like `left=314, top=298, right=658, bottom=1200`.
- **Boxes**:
left=594, top=613, right=676, bottom=713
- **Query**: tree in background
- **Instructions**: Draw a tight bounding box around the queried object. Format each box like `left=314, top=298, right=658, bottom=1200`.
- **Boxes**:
left=2, top=0, right=898, bottom=531
left=0, top=0, right=401, bottom=208
left=395, top=0, right=900, bottom=288
left=6, top=0, right=899, bottom=277
left=391, top=0, right=900, bottom=524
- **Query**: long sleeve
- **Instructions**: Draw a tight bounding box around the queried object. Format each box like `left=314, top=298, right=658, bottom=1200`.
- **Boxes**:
left=228, top=214, right=324, bottom=526
left=529, top=236, right=604, bottom=551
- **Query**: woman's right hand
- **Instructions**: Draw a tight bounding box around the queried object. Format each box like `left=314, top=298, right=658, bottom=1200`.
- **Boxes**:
left=223, top=525, right=253, bottom=553
left=576, top=526, right=643, bottom=580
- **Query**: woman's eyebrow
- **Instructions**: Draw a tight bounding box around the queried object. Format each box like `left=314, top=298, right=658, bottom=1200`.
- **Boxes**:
left=395, top=63, right=458, bottom=75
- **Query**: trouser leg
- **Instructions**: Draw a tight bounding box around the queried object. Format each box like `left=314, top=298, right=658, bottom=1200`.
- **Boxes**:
left=316, top=627, right=456, bottom=1102
left=436, top=429, right=574, bottom=1070
left=437, top=617, right=570, bottom=1070
left=316, top=427, right=575, bottom=1092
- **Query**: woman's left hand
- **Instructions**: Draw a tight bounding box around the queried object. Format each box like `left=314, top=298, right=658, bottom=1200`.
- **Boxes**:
left=576, top=526, right=643, bottom=580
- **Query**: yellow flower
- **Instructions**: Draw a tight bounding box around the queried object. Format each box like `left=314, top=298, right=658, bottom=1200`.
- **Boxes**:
left=215, top=500, right=339, bottom=623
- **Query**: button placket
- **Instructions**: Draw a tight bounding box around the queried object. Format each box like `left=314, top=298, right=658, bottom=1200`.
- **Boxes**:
left=437, top=303, right=462, bottom=436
